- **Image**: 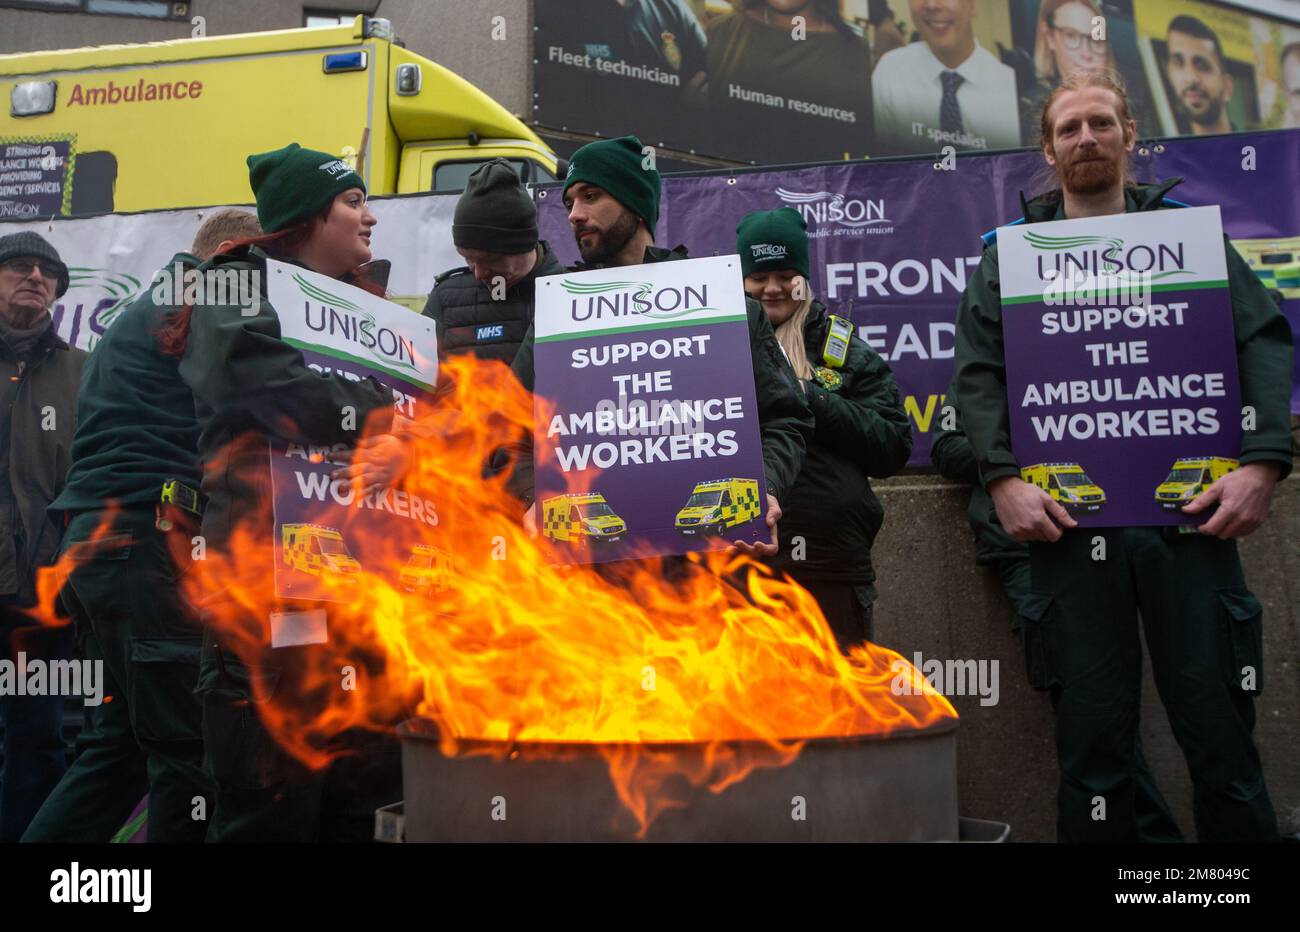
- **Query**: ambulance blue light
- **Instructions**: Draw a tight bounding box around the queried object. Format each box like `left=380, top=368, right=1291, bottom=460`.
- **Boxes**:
left=323, top=52, right=368, bottom=74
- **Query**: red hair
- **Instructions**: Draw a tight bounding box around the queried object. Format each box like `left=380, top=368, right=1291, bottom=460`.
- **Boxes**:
left=157, top=203, right=385, bottom=356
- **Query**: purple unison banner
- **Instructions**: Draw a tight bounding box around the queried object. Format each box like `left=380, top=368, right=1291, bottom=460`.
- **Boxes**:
left=264, top=260, right=441, bottom=604
left=531, top=255, right=768, bottom=564
left=536, top=129, right=1300, bottom=467
left=996, top=207, right=1241, bottom=528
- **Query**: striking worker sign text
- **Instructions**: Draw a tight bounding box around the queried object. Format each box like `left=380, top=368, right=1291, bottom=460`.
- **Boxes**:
left=996, top=206, right=1241, bottom=527
left=532, top=255, right=768, bottom=564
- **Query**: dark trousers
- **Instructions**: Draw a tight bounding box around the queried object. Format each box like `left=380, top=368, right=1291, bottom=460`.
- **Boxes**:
left=996, top=556, right=1183, bottom=842
left=796, top=580, right=875, bottom=652
left=1021, top=528, right=1277, bottom=843
left=0, top=606, right=73, bottom=842
left=22, top=508, right=211, bottom=842
left=200, top=624, right=402, bottom=843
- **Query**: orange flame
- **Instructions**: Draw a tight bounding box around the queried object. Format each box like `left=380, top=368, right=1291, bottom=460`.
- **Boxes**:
left=35, top=353, right=956, bottom=835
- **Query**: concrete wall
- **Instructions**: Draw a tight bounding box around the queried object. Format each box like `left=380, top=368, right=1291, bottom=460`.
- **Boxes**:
left=871, top=472, right=1300, bottom=842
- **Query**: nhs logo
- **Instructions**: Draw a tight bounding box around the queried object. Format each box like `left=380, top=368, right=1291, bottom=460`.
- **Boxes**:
left=476, top=324, right=505, bottom=341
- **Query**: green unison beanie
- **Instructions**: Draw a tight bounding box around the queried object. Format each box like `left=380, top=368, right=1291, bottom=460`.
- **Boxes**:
left=246, top=143, right=366, bottom=234
left=736, top=207, right=810, bottom=280
left=453, top=158, right=538, bottom=254
left=563, top=135, right=661, bottom=238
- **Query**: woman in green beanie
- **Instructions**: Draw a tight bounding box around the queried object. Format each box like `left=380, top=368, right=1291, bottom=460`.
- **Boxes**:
left=160, top=143, right=409, bottom=841
left=736, top=207, right=912, bottom=650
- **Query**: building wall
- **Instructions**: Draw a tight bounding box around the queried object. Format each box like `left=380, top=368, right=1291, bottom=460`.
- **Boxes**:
left=1, top=1, right=376, bottom=53
left=375, top=0, right=532, bottom=122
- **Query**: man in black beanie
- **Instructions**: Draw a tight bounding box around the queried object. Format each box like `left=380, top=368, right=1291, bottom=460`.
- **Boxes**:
left=423, top=158, right=564, bottom=364
left=0, top=231, right=84, bottom=841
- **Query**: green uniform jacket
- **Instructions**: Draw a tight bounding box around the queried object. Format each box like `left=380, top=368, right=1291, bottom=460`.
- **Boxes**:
left=178, top=246, right=396, bottom=553
left=764, top=301, right=911, bottom=586
left=953, top=178, right=1294, bottom=490
left=930, top=388, right=1026, bottom=566
left=506, top=244, right=813, bottom=506
left=53, top=252, right=204, bottom=514
left=0, top=319, right=86, bottom=601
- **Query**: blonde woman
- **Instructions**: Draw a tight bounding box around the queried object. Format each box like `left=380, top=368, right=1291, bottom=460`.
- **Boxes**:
left=736, top=207, right=911, bottom=650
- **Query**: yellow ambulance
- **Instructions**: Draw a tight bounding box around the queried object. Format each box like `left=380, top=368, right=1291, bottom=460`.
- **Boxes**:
left=0, top=16, right=559, bottom=217
left=1019, top=463, right=1106, bottom=514
left=541, top=493, right=627, bottom=545
left=400, top=543, right=453, bottom=595
left=1155, top=456, right=1238, bottom=510
left=281, top=523, right=361, bottom=581
left=675, top=478, right=761, bottom=536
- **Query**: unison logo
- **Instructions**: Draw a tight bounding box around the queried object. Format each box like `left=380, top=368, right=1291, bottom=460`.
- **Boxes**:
left=297, top=273, right=418, bottom=373
left=776, top=187, right=889, bottom=229
left=750, top=243, right=788, bottom=261
left=53, top=266, right=147, bottom=347
left=562, top=279, right=718, bottom=322
left=1026, top=231, right=1192, bottom=281
left=317, top=158, right=354, bottom=177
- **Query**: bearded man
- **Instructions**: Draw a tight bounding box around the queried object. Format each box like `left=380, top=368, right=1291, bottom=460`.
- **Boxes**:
left=950, top=72, right=1293, bottom=842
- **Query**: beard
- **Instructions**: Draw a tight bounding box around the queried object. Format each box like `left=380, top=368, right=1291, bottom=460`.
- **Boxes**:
left=575, top=208, right=640, bottom=266
left=1059, top=150, right=1122, bottom=196
left=1183, top=95, right=1224, bottom=126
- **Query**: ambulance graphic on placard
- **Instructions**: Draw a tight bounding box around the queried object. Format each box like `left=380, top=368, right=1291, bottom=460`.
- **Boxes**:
left=400, top=543, right=454, bottom=595
left=675, top=478, right=761, bottom=536
left=1019, top=463, right=1106, bottom=515
left=1154, top=456, right=1238, bottom=511
left=281, top=523, right=361, bottom=581
left=542, top=493, right=627, bottom=544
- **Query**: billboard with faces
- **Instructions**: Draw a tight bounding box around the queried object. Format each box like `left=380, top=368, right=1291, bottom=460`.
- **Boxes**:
left=532, top=0, right=1298, bottom=165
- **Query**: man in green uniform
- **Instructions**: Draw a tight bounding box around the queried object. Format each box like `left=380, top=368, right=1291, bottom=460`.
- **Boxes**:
left=24, top=210, right=262, bottom=843
left=508, top=135, right=812, bottom=555
left=952, top=74, right=1292, bottom=842
left=931, top=394, right=1183, bottom=842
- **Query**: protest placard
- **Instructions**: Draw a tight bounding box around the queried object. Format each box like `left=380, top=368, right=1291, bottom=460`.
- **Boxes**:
left=265, top=259, right=441, bottom=601
left=532, top=255, right=768, bottom=563
left=997, top=206, right=1241, bottom=527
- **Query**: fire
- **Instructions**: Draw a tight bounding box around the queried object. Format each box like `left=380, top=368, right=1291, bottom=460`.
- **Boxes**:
left=34, top=353, right=956, bottom=835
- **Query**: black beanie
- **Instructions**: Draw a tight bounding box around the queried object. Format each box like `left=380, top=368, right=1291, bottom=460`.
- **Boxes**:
left=0, top=231, right=69, bottom=298
left=452, top=159, right=538, bottom=254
